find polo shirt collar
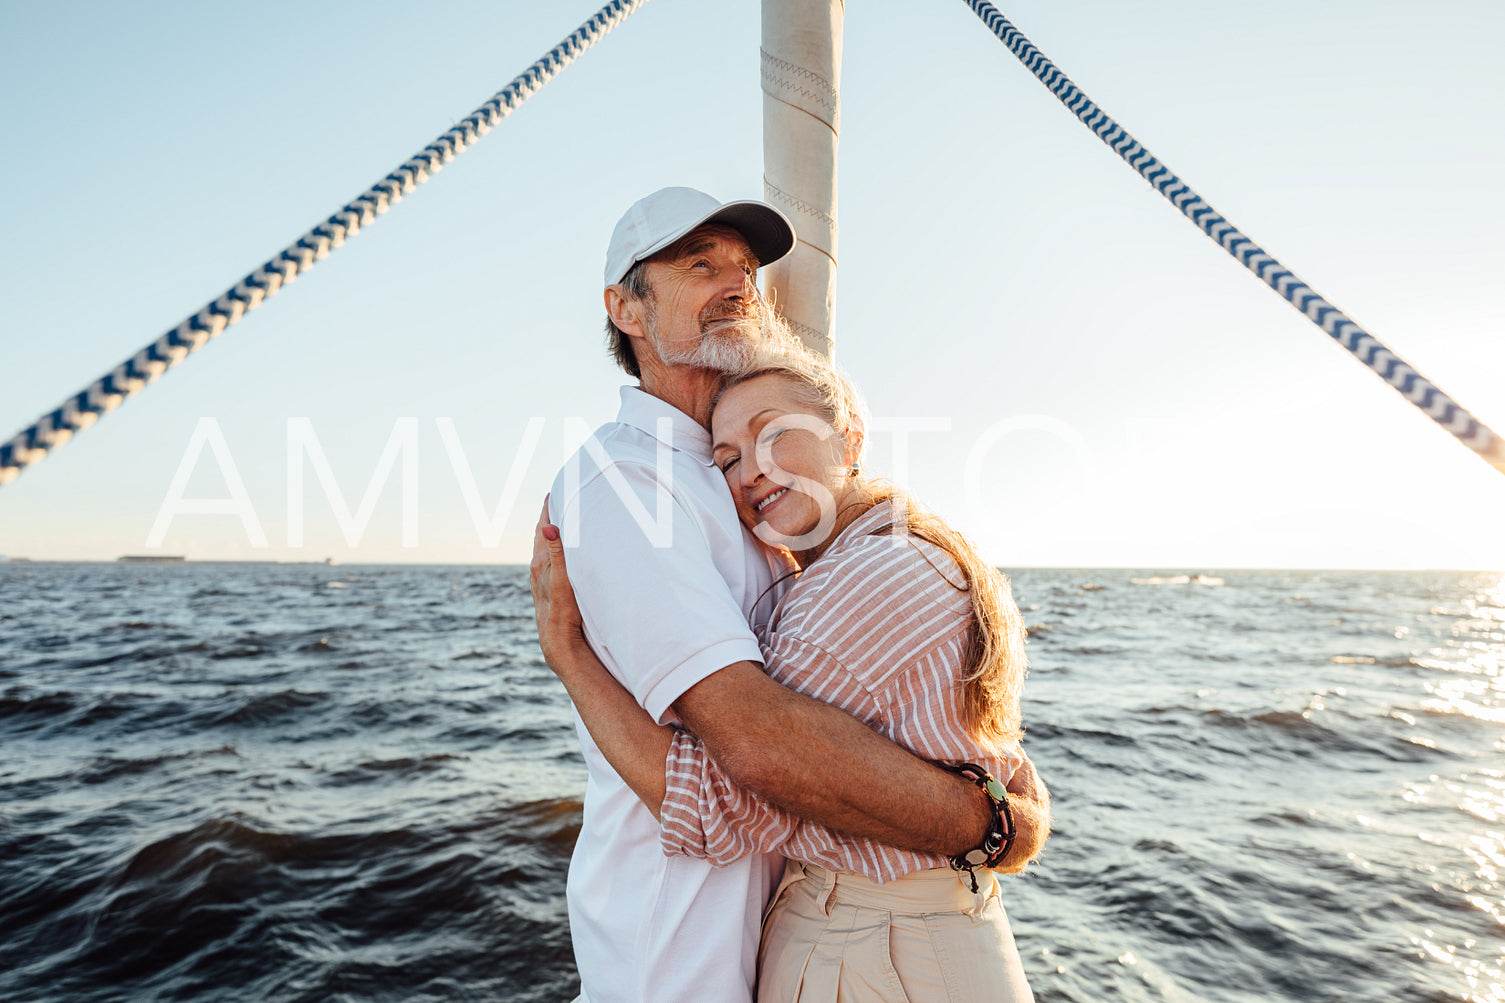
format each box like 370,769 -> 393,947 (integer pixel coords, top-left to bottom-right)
617,385 -> 714,463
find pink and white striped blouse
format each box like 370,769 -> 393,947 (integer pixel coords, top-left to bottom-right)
659,502 -> 1023,884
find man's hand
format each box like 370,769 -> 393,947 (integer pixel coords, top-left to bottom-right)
996,753 -> 1050,873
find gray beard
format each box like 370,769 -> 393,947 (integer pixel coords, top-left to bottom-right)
652,317 -> 763,374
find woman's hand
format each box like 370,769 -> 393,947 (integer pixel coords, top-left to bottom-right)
529,498 -> 588,673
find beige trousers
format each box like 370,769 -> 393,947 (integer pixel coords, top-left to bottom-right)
756,861 -> 1034,1003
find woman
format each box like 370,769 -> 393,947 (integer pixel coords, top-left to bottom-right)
534,344 -> 1041,1001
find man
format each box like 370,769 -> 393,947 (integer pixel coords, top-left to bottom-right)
535,187 -> 1046,1003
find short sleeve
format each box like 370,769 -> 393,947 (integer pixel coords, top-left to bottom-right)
660,698 -> 897,875
550,459 -> 762,725
771,536 -> 971,695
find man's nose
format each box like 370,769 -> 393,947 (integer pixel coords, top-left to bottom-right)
722,266 -> 755,301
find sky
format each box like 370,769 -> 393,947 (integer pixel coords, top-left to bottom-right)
1,0 -> 1502,568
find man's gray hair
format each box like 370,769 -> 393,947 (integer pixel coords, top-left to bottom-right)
604,259 -> 652,379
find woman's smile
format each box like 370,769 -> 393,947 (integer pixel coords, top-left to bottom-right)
753,486 -> 790,514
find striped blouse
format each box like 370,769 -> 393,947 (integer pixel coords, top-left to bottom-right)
659,502 -> 1023,884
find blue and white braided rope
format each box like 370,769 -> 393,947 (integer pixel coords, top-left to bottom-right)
963,0 -> 1505,475
0,0 -> 648,487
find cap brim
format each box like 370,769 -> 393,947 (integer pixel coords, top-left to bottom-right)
605,195 -> 798,287
699,201 -> 796,271
629,201 -> 795,273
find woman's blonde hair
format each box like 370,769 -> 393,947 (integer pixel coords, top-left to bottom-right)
714,344 -> 1027,749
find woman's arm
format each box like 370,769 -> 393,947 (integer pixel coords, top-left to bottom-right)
531,522 -> 672,819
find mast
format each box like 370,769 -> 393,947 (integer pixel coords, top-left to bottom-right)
760,0 -> 842,358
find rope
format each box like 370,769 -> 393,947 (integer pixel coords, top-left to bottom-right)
0,0 -> 648,487
962,0 -> 1505,476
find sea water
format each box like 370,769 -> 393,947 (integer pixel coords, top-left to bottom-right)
1,564 -> 1500,1002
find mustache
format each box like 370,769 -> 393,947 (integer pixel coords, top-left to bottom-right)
699,301 -> 761,330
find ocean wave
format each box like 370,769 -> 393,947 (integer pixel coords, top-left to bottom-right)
207,690 -> 327,728
1173,647 -> 1243,663
1248,809 -> 1327,829
1416,699 -> 1505,727
0,688 -> 78,724
0,688 -> 203,739
1329,654 -> 1424,669
77,747 -> 242,785
0,800 -> 583,1002
1029,720 -> 1139,749
324,754 -> 467,788
1196,707 -> 1454,764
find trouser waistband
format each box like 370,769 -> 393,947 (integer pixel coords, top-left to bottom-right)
773,860 -> 998,918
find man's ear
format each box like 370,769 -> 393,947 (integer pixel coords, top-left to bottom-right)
605,285 -> 647,341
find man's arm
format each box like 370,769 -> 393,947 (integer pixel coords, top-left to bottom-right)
534,507 -> 1044,864
551,643 -> 1049,867
672,663 -> 994,858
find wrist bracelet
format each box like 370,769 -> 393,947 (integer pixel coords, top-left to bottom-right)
944,762 -> 1016,892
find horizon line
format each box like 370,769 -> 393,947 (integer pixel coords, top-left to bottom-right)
2,558 -> 1501,575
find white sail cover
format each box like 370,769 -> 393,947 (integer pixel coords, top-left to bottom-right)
761,0 -> 842,357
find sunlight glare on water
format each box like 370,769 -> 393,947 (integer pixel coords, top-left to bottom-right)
1393,575 -> 1505,1003
1420,577 -> 1505,728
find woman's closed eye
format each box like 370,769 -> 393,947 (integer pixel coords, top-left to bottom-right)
719,454 -> 740,474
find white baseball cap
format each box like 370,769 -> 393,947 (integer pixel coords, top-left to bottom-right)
603,187 -> 795,287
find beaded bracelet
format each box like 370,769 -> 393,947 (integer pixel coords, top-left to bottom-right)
944,762 -> 1017,892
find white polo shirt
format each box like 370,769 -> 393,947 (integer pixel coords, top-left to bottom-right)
548,386 -> 785,1003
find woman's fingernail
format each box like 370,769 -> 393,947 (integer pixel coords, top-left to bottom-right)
542,524 -> 560,542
